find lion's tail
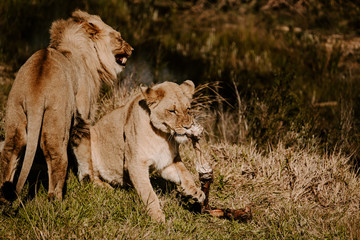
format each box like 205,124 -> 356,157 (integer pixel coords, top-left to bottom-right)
15,105 -> 44,195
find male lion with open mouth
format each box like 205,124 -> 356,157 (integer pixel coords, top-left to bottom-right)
0,10 -> 132,201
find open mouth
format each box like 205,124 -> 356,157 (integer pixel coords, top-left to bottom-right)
115,54 -> 128,66
174,133 -> 186,137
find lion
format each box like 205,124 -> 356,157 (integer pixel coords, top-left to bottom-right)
87,80 -> 205,222
0,10 -> 132,202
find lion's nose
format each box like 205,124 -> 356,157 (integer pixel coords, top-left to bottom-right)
124,42 -> 133,56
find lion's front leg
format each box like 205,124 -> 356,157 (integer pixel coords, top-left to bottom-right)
160,157 -> 205,203
128,161 -> 165,223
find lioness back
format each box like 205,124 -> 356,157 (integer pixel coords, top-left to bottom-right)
90,96 -> 136,186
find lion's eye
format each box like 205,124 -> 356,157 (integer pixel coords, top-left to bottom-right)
168,109 -> 176,114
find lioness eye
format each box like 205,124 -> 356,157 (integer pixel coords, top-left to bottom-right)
169,109 -> 176,114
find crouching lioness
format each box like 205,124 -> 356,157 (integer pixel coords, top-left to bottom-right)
85,80 -> 205,222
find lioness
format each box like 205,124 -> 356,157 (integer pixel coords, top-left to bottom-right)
0,10 -> 132,201
88,80 -> 205,222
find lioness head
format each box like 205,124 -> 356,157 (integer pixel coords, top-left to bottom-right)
142,80 -> 195,143
50,10 -> 133,84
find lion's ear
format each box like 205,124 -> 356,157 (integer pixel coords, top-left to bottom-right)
83,22 -> 100,37
141,87 -> 165,107
72,10 -> 100,37
71,10 -> 90,22
180,80 -> 195,100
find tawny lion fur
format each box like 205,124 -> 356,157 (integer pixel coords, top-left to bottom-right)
87,81 -> 205,222
0,10 -> 132,201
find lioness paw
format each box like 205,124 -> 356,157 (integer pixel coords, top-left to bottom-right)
194,189 -> 206,203
184,186 -> 206,203
149,209 -> 166,223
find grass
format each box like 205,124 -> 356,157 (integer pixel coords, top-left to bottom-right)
1,140 -> 359,239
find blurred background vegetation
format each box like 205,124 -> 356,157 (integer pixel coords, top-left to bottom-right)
1,0 -> 360,162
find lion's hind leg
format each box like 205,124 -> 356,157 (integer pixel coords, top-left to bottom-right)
0,112 -> 27,202
93,176 -> 113,189
40,112 -> 71,201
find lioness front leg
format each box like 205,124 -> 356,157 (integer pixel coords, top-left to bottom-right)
73,137 -> 93,181
160,158 -> 205,203
128,162 -> 165,223
70,116 -> 94,182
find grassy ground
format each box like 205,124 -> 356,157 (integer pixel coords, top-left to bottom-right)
1,140 -> 359,239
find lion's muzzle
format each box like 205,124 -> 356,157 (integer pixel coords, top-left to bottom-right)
115,41 -> 133,66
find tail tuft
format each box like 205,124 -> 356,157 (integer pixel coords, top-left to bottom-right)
1,181 -> 17,202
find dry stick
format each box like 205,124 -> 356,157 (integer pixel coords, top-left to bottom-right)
188,123 -> 252,221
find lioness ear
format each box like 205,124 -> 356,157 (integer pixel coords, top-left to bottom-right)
180,80 -> 195,100
141,87 -> 165,107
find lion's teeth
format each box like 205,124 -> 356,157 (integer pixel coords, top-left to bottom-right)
122,58 -> 127,64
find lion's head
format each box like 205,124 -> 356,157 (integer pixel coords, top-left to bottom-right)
50,10 -> 133,85
142,80 -> 195,144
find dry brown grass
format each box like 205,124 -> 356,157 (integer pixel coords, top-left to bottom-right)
180,141 -> 360,238
190,81 -> 248,144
